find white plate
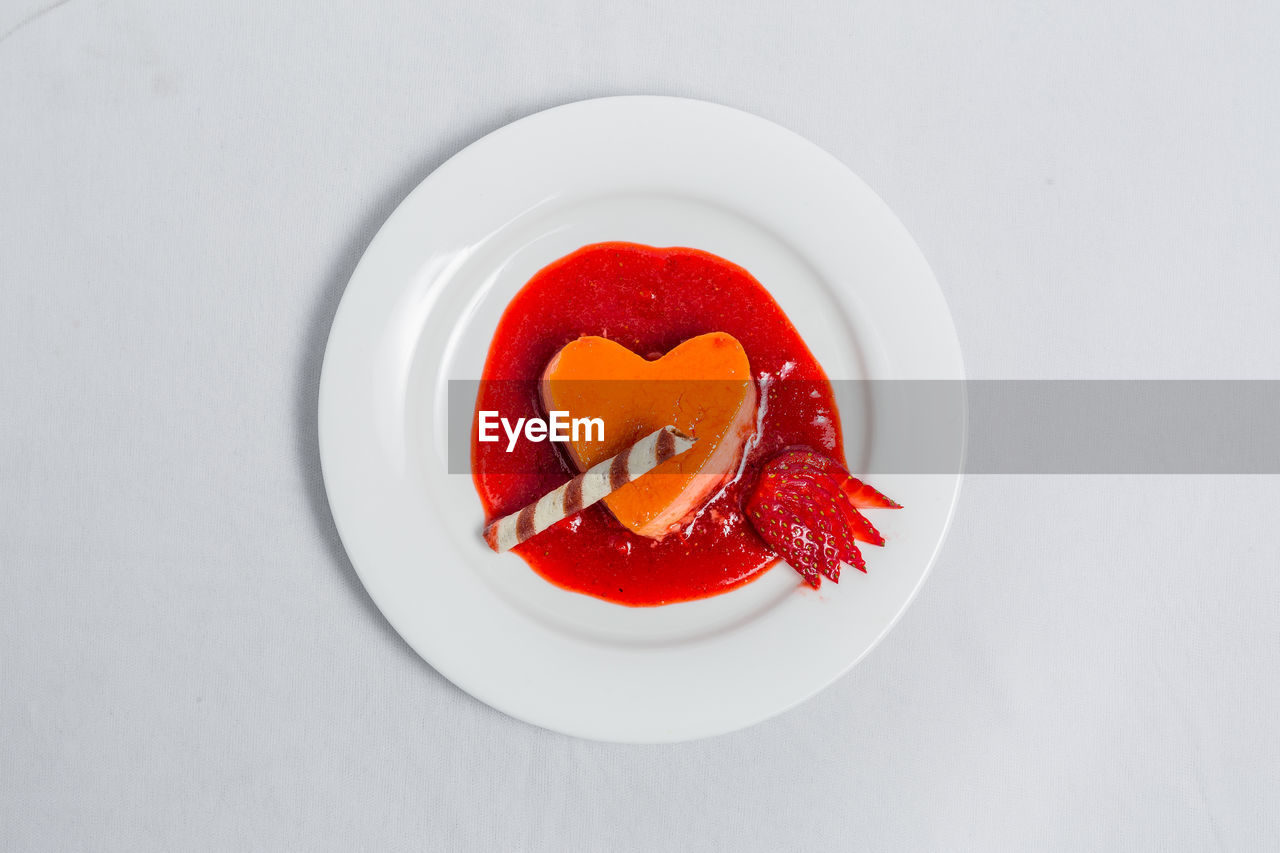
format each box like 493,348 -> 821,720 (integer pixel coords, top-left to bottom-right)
318,96 -> 964,742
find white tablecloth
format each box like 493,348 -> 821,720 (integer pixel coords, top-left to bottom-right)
3,2 -> 1277,849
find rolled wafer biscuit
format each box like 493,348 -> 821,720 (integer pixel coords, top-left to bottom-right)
483,425 -> 697,552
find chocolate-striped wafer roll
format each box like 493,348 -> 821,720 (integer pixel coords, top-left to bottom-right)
483,425 -> 697,553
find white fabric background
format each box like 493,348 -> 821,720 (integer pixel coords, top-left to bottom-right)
3,2 -> 1278,850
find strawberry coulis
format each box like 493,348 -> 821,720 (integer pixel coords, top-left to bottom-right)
471,242 -> 846,606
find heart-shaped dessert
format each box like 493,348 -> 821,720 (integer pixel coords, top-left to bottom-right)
539,332 -> 758,539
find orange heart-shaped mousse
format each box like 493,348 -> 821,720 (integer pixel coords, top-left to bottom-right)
539,332 -> 758,539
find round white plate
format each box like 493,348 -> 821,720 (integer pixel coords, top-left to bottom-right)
318,96 -> 964,742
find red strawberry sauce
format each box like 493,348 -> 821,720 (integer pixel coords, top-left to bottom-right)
472,242 -> 845,606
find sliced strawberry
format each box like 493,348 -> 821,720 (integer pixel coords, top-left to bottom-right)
789,480 -> 867,571
752,481 -> 851,582
746,500 -> 822,587
768,445 -> 901,504
840,477 -> 901,510
745,447 -> 898,587
842,539 -> 867,574
747,491 -> 824,584
777,448 -> 902,509
842,504 -> 885,546
782,448 -> 847,481
769,491 -> 844,582
747,482 -> 840,583
758,460 -> 887,548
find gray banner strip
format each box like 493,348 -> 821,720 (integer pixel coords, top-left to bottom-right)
450,380 -> 1280,474
965,380 -> 1280,474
